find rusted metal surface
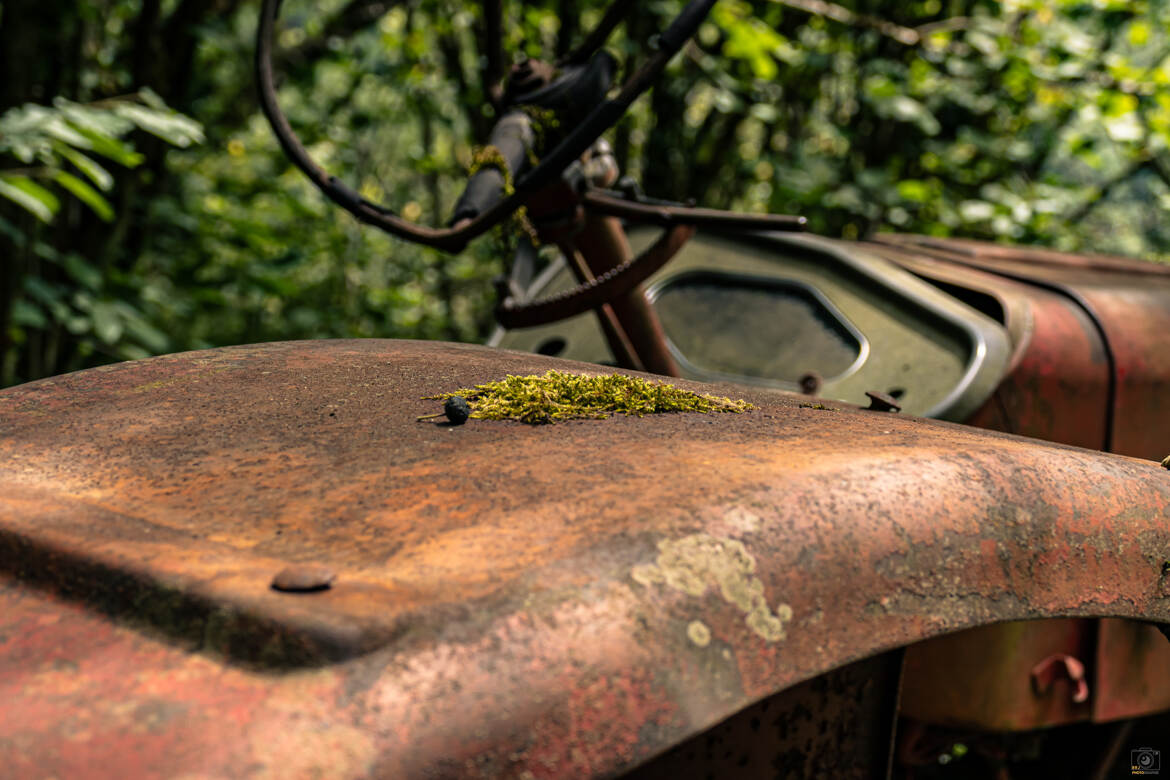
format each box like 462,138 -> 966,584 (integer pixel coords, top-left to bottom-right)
865,390 -> 902,412
1094,618 -> 1170,723
888,235 -> 1170,278
870,240 -> 1170,733
625,651 -> 904,779
582,189 -> 807,232
573,213 -> 680,376
900,620 -> 1095,731
874,234 -> 1170,460
962,284 -> 1112,452
495,223 -> 695,329
2,339 -> 1170,777
1031,653 -> 1089,704
869,241 -> 1111,451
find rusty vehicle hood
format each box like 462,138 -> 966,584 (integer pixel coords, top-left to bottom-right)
2,339 -> 1169,778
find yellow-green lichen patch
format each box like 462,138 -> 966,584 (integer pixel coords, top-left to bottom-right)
721,506 -> 762,535
631,533 -> 793,643
422,370 -> 753,425
467,144 -> 539,247
468,145 -> 514,192
517,104 -> 561,163
687,619 -> 712,647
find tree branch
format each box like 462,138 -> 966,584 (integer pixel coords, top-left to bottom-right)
280,0 -> 410,69
765,0 -> 969,49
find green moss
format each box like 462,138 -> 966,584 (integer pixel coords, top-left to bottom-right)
469,145 -> 514,193
468,144 -> 539,248
421,370 -> 754,425
518,104 -> 561,163
798,402 -> 833,410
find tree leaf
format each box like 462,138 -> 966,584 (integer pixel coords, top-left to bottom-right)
135,87 -> 167,110
114,301 -> 170,353
23,276 -> 65,311
53,98 -> 133,137
74,127 -> 145,168
63,253 -> 103,292
11,299 -> 48,329
53,170 -> 115,221
114,104 -> 204,148
959,200 -> 995,221
0,175 -> 59,222
91,301 -> 123,344
897,179 -> 932,203
42,115 -> 93,149
57,146 -> 114,191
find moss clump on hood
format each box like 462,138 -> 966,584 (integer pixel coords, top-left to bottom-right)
421,370 -> 753,425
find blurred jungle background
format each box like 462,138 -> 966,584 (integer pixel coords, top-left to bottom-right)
4,0 -> 1170,387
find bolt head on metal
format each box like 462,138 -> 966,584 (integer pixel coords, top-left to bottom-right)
865,390 -> 901,413
271,564 -> 336,593
798,372 -> 823,396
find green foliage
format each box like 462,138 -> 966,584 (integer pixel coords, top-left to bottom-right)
6,0 -> 1170,388
0,90 -> 202,222
422,369 -> 754,424
0,88 -> 202,380
676,0 -> 1170,253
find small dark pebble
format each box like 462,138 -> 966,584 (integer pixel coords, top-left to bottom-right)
445,396 -> 471,425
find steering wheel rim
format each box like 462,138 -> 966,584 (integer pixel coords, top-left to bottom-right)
255,0 -> 720,254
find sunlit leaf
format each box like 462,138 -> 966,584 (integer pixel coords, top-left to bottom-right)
0,175 -> 59,222
959,200 -> 995,221
897,180 -> 932,203
54,170 -> 115,221
114,103 -> 205,148
73,126 -> 145,167
58,146 -> 114,191
54,97 -> 133,137
42,116 -> 92,149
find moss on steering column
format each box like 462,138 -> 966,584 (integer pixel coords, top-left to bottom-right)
468,144 -> 539,248
469,145 -> 515,193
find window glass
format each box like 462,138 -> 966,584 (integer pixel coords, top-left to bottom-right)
653,273 -> 861,381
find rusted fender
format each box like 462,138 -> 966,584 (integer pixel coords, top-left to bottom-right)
1,339 -> 1169,778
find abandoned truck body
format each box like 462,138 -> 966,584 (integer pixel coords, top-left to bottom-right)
2,0 -> 1170,775
1,315 -> 1169,777
491,223 -> 1170,756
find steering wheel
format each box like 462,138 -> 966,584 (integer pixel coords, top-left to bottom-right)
256,0 -> 721,255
